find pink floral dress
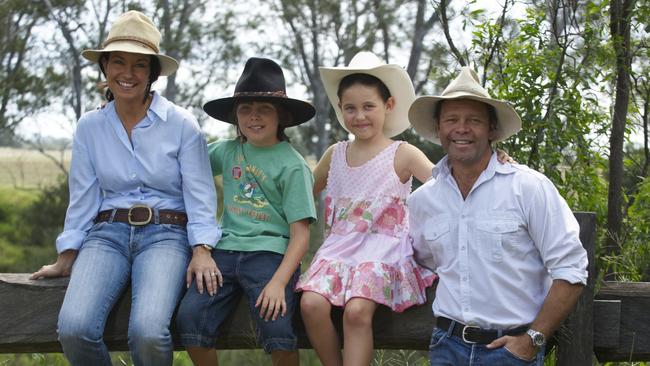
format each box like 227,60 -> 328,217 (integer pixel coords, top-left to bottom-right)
296,141 -> 436,312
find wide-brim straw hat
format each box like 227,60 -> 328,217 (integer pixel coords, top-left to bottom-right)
81,11 -> 179,76
319,51 -> 415,138
409,67 -> 521,144
203,57 -> 315,127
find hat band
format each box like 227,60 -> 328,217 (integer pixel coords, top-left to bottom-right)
234,91 -> 287,98
102,36 -> 159,53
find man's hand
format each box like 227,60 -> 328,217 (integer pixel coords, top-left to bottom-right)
186,245 -> 222,296
30,250 -> 78,280
255,278 -> 287,322
486,334 -> 537,361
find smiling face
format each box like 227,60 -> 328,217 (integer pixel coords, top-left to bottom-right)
338,83 -> 394,142
101,51 -> 151,103
437,99 -> 496,170
235,101 -> 280,147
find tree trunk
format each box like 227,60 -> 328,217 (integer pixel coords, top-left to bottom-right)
605,0 -> 636,271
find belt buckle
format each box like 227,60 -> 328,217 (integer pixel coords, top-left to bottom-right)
128,205 -> 152,226
462,325 -> 480,344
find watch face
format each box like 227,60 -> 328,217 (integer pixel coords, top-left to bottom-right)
533,333 -> 545,345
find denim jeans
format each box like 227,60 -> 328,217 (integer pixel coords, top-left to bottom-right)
57,221 -> 191,366
176,249 -> 300,353
429,326 -> 545,366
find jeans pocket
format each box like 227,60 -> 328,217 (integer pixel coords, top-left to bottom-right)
502,346 -> 536,364
160,223 -> 188,235
429,327 -> 448,351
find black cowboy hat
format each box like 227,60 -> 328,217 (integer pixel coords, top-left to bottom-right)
203,57 -> 315,126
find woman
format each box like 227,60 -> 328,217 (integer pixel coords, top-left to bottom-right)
30,11 -> 221,366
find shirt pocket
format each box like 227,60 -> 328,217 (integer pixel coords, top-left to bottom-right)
474,219 -> 519,262
423,219 -> 451,263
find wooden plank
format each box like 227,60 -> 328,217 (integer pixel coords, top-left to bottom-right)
594,282 -> 650,362
556,212 -> 596,366
0,273 -> 437,353
593,300 -> 621,348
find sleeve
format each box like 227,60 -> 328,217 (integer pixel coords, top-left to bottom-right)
280,162 -> 317,224
55,120 -> 102,253
178,117 -> 222,247
526,176 -> 588,285
406,192 -> 437,271
207,140 -> 225,176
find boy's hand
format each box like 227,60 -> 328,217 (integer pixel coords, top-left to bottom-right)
255,278 -> 287,321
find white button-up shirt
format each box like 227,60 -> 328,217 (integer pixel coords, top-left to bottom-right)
56,92 -> 221,253
408,152 -> 588,330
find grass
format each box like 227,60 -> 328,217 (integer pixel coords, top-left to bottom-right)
0,148 -> 70,188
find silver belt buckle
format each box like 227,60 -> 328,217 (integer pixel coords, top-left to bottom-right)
127,205 -> 153,226
462,324 -> 480,344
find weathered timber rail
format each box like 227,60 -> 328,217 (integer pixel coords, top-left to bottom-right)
1,213 -> 649,363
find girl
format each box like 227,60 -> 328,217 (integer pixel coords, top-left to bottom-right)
30,11 -> 220,366
296,51 -> 437,366
175,57 -> 317,366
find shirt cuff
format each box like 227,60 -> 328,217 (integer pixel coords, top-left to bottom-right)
188,223 -> 222,247
55,230 -> 86,253
549,267 -> 588,285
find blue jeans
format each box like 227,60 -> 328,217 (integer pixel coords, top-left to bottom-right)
428,326 -> 545,366
176,249 -> 300,353
57,221 -> 191,366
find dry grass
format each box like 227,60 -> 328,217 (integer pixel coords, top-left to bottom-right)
0,148 -> 70,188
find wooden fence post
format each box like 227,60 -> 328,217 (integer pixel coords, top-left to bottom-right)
556,212 -> 596,365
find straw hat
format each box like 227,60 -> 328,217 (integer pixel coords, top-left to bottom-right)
203,57 -> 315,126
319,51 -> 415,137
81,10 -> 179,76
409,67 -> 521,144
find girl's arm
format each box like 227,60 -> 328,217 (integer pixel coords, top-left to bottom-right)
312,145 -> 335,197
255,218 -> 311,321
395,143 -> 434,184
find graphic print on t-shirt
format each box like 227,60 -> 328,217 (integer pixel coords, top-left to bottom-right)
232,163 -> 269,209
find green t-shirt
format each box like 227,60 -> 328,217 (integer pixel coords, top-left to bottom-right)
208,139 -> 317,254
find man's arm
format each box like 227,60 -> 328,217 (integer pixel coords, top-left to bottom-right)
487,279 -> 584,359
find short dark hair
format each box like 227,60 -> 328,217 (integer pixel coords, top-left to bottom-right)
98,53 -> 161,103
232,101 -> 290,143
433,99 -> 499,134
336,73 -> 391,102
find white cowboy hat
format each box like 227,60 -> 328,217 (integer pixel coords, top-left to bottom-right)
81,11 -> 179,76
409,67 -> 521,144
319,51 -> 415,137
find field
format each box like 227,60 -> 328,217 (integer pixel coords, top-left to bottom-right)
0,148 -> 71,188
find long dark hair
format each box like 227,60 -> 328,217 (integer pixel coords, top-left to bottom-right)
98,53 -> 161,103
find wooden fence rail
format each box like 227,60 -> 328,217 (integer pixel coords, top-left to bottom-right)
1,213 -> 649,363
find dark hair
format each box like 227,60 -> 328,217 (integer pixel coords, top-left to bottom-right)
232,101 -> 290,143
98,53 -> 161,103
433,99 -> 499,134
336,73 -> 391,102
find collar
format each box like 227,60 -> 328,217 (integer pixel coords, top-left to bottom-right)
432,150 -> 518,180
147,91 -> 169,122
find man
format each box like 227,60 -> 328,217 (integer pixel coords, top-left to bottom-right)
407,67 -> 588,365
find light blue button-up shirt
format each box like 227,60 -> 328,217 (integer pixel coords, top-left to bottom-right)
408,152 -> 587,329
56,92 -> 221,253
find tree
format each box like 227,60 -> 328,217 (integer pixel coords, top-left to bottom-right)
605,0 -> 636,264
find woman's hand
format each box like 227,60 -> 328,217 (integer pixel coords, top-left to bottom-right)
186,245 -> 222,296
30,250 -> 78,280
255,278 -> 287,322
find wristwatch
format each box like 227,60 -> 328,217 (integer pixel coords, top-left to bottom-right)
526,329 -> 546,347
194,244 -> 213,252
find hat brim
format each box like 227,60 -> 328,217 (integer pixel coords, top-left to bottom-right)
319,64 -> 415,138
203,96 -> 316,127
81,40 -> 179,76
408,95 -> 522,145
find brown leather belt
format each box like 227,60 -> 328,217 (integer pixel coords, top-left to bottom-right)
436,317 -> 528,344
95,205 -> 188,227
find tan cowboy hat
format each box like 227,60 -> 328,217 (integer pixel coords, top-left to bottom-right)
319,51 -> 415,137
81,11 -> 179,76
409,67 -> 521,144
